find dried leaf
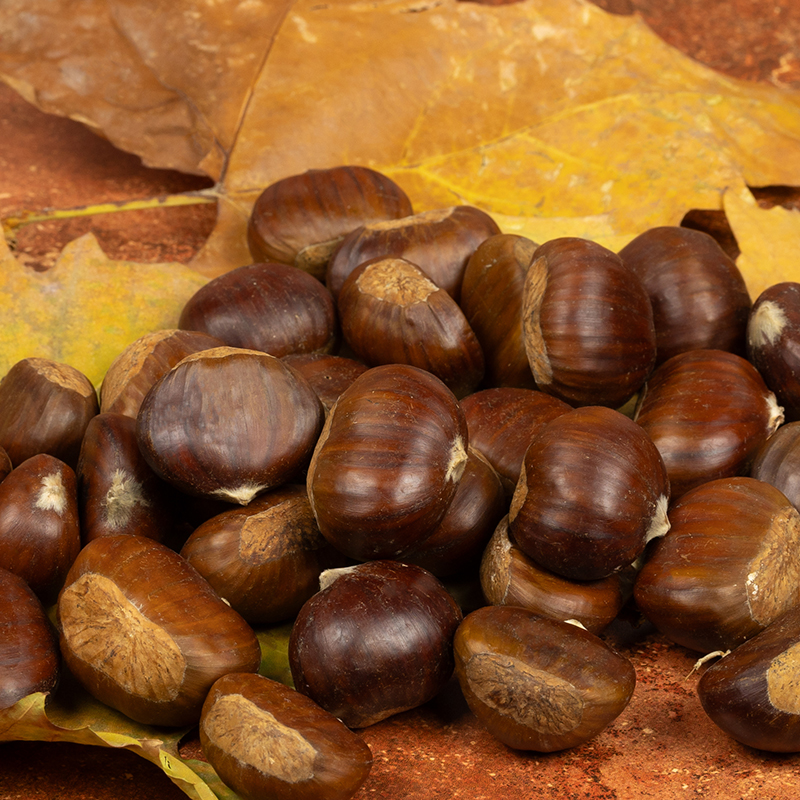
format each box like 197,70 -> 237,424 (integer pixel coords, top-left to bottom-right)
0,233 -> 207,386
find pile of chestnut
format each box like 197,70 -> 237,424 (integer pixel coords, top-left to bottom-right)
2,163 -> 800,800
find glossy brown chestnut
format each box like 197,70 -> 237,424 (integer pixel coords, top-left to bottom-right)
326,205 -> 501,302
281,353 -> 368,412
618,226 -> 751,365
99,329 -> 225,418
200,672 -> 373,800
178,262 -> 339,358
459,233 -> 538,389
633,476 -> 800,653
0,357 -> 99,469
634,349 -> 784,498
746,281 -> 800,421
180,485 -> 347,625
307,364 -> 468,561
57,535 -> 262,727
453,605 -> 636,752
508,405 -> 670,581
0,567 -> 60,710
289,560 -> 463,728
136,347 -> 324,505
247,166 -> 413,280
0,445 -> 11,483
480,517 -> 626,635
460,387 -> 572,497
522,237 -> 657,408
750,420 -> 800,512
0,454 -> 80,604
697,605 -> 800,753
337,257 -> 485,398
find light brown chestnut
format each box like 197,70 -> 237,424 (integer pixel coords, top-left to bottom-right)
200,672 -> 373,800
247,165 -> 413,280
0,357 -> 99,469
326,205 -> 501,302
634,349 -> 784,499
453,605 -> 636,752
57,534 -> 262,727
337,257 -> 485,398
522,237 -> 657,408
618,226 -> 751,365
289,560 -> 463,728
634,476 -> 800,653
307,364 -> 468,561
508,405 -> 670,581
0,454 -> 80,604
459,233 -> 538,389
281,353 -> 369,412
136,347 -> 324,505
178,262 -> 339,358
99,329 -> 225,419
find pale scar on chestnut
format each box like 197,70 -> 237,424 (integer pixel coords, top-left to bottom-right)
60,573 -> 186,700
203,694 -> 317,782
239,499 -> 321,562
767,641 -> 800,715
465,653 -> 584,734
104,469 -> 150,528
367,207 -> 453,231
356,260 -> 437,306
745,506 -> 800,625
749,300 -> 788,347
35,472 -> 67,515
31,358 -> 95,397
521,255 -> 552,386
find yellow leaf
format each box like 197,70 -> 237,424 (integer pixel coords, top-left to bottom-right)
0,233 -> 207,385
723,182 -> 800,301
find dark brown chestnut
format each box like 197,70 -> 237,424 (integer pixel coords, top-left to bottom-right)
326,205 -> 501,302
289,560 -> 463,728
634,349 -> 784,499
697,605 -> 800,753
281,353 -> 368,412
459,233 -> 538,389
746,281 -> 800,422
200,672 -> 373,800
136,347 -> 324,505
0,445 -> 11,484
337,257 -> 485,398
508,405 -> 670,581
0,357 -> 99,469
618,226 -> 751,365
453,605 -> 636,752
57,535 -> 262,727
178,262 -> 339,358
750,420 -> 800,512
0,566 -> 60,709
633,476 -> 800,653
99,329 -> 225,419
247,166 -> 413,280
0,454 -> 80,604
307,364 -> 468,561
522,237 -> 656,408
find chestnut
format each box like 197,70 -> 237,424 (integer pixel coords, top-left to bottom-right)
453,605 -> 636,752
750,420 -> 800,512
247,165 -> 413,280
0,445 -> 11,484
508,405 -> 670,581
633,476 -> 800,653
307,364 -> 468,561
136,347 -> 324,505
634,349 -> 784,498
178,262 -> 339,358
281,353 -> 368,412
200,672 -> 372,800
0,566 -> 60,709
746,281 -> 800,422
0,454 -> 80,604
326,205 -> 501,302
99,329 -> 225,418
337,256 -> 485,398
522,237 -> 656,408
459,233 -> 538,389
289,560 -> 463,728
618,226 -> 751,365
57,534 -> 262,727
0,357 -> 99,469
697,605 -> 800,753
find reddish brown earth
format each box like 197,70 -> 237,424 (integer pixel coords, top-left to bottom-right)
1,2 -> 800,799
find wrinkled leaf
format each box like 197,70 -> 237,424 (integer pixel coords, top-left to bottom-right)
0,232 -> 207,386
3,0 -> 800,281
